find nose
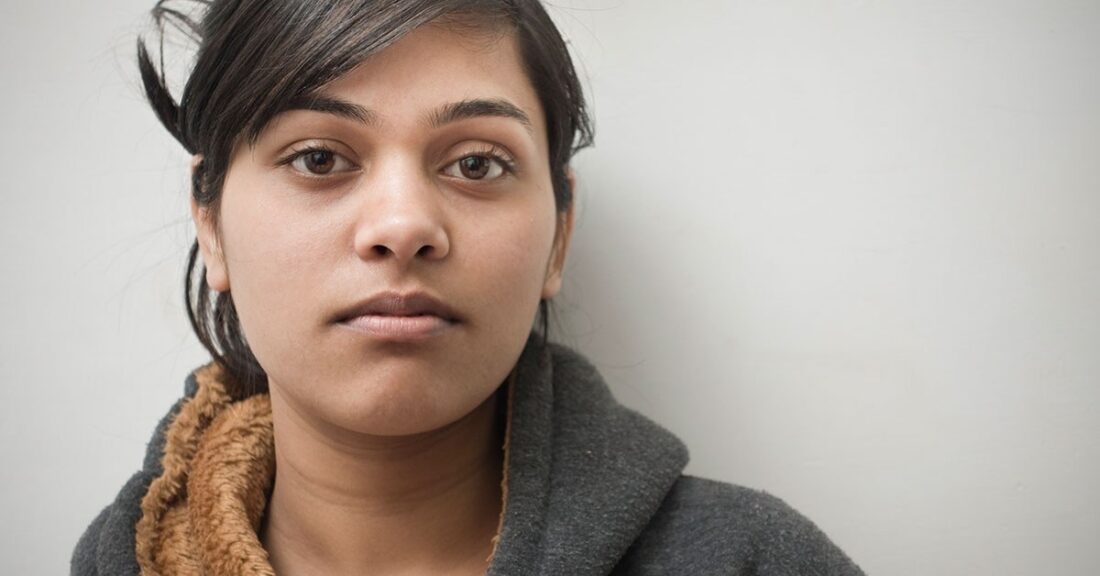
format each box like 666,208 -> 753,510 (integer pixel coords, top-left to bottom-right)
352,161 -> 450,265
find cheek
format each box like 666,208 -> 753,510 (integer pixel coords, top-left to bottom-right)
215,179 -> 343,353
469,200 -> 557,301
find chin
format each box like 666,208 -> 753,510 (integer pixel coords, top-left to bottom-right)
315,373 -> 488,438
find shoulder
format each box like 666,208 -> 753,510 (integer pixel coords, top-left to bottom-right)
70,470 -> 153,576
618,476 -> 866,576
71,371 -> 202,576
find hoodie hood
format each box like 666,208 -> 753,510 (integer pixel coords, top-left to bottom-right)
73,336 -> 689,576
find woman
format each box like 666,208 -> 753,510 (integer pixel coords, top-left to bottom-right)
73,1 -> 865,574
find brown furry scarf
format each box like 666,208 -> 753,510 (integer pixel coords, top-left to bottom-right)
134,363 -> 277,576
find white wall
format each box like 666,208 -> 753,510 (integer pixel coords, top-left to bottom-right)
2,1 -> 1097,574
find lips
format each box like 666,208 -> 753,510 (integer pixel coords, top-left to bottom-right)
334,291 -> 461,324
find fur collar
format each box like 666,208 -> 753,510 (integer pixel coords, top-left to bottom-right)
135,363 -> 276,575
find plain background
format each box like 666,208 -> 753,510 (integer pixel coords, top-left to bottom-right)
2,1 -> 1098,574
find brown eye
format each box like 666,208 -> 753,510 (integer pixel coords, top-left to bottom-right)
459,156 -> 490,179
304,150 -> 335,174
444,154 -> 508,181
288,147 -> 355,176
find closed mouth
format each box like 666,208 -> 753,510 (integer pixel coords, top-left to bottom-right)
334,291 -> 461,324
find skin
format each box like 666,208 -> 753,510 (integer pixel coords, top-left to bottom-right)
190,22 -> 574,576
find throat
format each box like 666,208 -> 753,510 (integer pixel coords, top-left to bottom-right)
259,385 -> 508,576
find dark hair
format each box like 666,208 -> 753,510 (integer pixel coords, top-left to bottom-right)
139,0 -> 593,399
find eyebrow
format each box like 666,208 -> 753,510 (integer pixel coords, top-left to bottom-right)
282,95 -> 533,136
429,98 -> 534,136
285,95 -> 376,124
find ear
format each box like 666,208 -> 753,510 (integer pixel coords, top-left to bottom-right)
190,155 -> 230,292
541,169 -> 577,299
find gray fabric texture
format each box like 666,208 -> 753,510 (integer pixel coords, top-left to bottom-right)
72,337 -> 865,575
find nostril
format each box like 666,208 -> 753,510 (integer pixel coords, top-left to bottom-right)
364,242 -> 440,260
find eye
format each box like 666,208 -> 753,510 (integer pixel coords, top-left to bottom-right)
442,149 -> 514,181
283,146 -> 357,176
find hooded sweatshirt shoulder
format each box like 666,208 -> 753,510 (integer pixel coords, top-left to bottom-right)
72,340 -> 864,575
72,375 -> 199,576
487,341 -> 864,576
616,476 -> 863,575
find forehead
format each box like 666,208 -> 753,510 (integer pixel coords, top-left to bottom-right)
313,22 -> 545,135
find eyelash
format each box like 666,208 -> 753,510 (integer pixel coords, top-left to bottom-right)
275,144 -> 518,179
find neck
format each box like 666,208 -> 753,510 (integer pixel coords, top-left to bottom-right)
260,385 -> 504,576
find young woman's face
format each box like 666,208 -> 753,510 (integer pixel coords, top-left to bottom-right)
193,23 -> 572,436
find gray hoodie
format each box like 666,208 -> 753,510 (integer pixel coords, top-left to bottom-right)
72,337 -> 866,575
